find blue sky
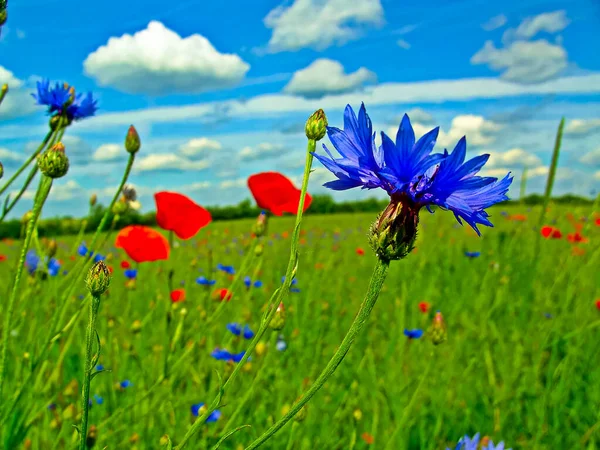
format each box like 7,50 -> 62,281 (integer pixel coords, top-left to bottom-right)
1,0 -> 599,219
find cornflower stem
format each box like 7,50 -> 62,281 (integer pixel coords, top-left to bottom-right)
0,129 -> 54,196
173,138 -> 317,450
0,175 -> 53,398
0,165 -> 39,223
383,349 -> 435,450
164,231 -> 175,378
0,84 -> 7,106
79,294 -> 101,450
244,258 -> 389,450
284,422 -> 299,450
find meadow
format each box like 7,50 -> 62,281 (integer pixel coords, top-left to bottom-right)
0,203 -> 598,450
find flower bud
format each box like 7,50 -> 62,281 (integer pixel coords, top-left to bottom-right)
353,409 -> 363,421
131,319 -> 142,334
305,109 -> 328,141
0,10 -> 6,27
38,142 -> 69,178
86,425 -> 98,448
427,311 -> 447,345
89,193 -> 97,207
48,114 -> 70,131
369,195 -> 419,262
252,211 -> 268,237
268,302 -> 286,331
125,125 -> 141,154
21,210 -> 33,224
254,243 -> 264,257
0,161 -> 4,179
112,199 -> 129,215
47,239 -> 58,258
86,261 -> 111,296
0,83 -> 6,97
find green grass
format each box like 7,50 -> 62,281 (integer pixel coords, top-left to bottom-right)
0,204 -> 599,450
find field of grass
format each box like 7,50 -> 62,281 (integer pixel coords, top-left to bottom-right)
0,204 -> 599,450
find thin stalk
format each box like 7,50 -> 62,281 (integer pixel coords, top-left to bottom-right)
0,165 -> 39,223
79,294 -> 101,450
0,175 -> 53,398
173,139 -> 317,450
0,129 -> 54,197
244,258 -> 390,450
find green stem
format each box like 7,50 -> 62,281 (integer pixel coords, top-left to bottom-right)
0,84 -> 7,106
79,295 -> 101,450
284,422 -> 298,450
244,258 -> 389,450
0,165 -> 39,223
0,175 -> 53,398
173,139 -> 317,450
0,129 -> 53,197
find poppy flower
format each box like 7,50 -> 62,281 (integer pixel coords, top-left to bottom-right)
418,302 -> 430,313
361,432 -> 374,445
115,225 -> 170,263
154,191 -> 212,240
595,218 -> 600,227
120,260 -> 131,269
594,299 -> 600,311
214,288 -> 232,302
567,232 -> 587,243
247,172 -> 312,216
356,247 -> 365,256
170,289 -> 186,303
541,226 -> 562,239
0,255 -> 7,262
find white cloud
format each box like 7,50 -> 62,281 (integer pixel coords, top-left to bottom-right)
12,180 -> 85,202
0,66 -> 37,119
482,14 -> 507,31
487,148 -> 542,168
471,39 -> 567,84
482,165 -> 548,178
0,147 -> 23,162
264,0 -> 384,52
219,178 -> 246,189
179,137 -> 222,157
503,10 -> 569,43
397,39 -> 410,50
403,108 -> 433,124
284,59 -> 376,98
438,115 -> 501,148
239,142 -> 285,161
83,21 -> 250,95
71,74 -> 600,132
135,154 -> 211,172
564,119 -> 600,136
595,171 -> 600,181
580,147 -> 600,166
92,144 -> 123,161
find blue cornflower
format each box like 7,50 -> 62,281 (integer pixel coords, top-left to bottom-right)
119,380 -> 132,389
95,364 -> 104,371
211,348 -> 245,362
254,280 -> 263,288
281,276 -> 298,285
124,269 -> 137,279
244,276 -> 252,288
196,276 -> 216,285
190,403 -> 222,422
47,258 -> 61,276
226,323 -> 242,336
217,263 -> 235,275
464,251 -> 481,258
77,243 -> 89,257
93,394 -> 104,405
291,288 -> 301,293
25,250 -> 39,275
276,336 -> 287,352
313,104 -> 512,235
403,329 -> 423,339
93,253 -> 106,263
32,79 -> 97,121
242,325 -> 254,339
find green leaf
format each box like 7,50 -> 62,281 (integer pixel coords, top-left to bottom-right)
210,425 -> 252,450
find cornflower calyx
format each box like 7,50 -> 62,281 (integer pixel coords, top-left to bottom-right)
38,142 -> 69,178
125,125 -> 141,154
369,193 -> 419,262
305,109 -> 328,141
86,261 -> 111,296
252,211 -> 268,237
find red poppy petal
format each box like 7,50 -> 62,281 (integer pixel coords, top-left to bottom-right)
115,225 -> 170,263
541,226 -> 553,238
248,172 -> 311,215
155,191 -> 212,240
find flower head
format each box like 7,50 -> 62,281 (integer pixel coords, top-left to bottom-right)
464,251 -> 481,258
32,79 -> 97,122
196,276 -> 216,286
115,226 -> 170,263
170,288 -> 185,303
313,104 -> 512,247
217,263 -> 235,275
190,403 -> 221,422
154,192 -> 211,240
403,328 -> 423,339
247,172 -> 312,216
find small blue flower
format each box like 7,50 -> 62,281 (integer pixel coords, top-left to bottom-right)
281,276 -> 298,285
290,288 -> 301,293
244,276 -> 252,288
231,351 -> 245,363
196,276 -> 216,285
119,380 -> 132,389
93,253 -> 106,263
93,394 -> 104,405
77,243 -> 89,257
403,329 -> 423,339
254,280 -> 263,288
217,263 -> 235,275
211,348 -> 245,363
95,364 -> 104,371
313,104 -> 512,235
124,269 -> 138,279
25,250 -> 39,274
190,402 -> 222,422
242,325 -> 254,340
47,258 -> 61,276
32,79 -> 97,121
227,323 -> 242,336
464,251 -> 481,258
276,338 -> 287,352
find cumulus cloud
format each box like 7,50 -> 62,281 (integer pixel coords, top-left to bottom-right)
487,148 -> 542,168
0,147 -> 23,163
564,119 -> 600,136
263,0 -> 384,52
482,14 -> 507,31
239,142 -> 285,161
0,66 -> 37,119
397,39 -> 410,50
219,178 -> 247,189
179,137 -> 222,157
580,147 -> 600,166
284,59 -> 376,98
471,39 -> 567,84
502,10 -> 569,43
92,144 -> 124,161
83,21 -> 250,95
135,154 -> 211,172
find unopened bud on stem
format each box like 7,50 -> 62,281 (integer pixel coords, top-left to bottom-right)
305,109 -> 328,141
268,302 -> 286,331
125,125 -> 140,154
38,142 -> 69,178
86,261 -> 111,296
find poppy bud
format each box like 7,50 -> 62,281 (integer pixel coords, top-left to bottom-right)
86,425 -> 98,448
0,161 -> 3,179
125,125 -> 141,154
369,196 -> 419,262
38,142 -> 69,178
268,302 -> 286,331
427,311 -> 447,345
86,261 -> 111,296
305,109 -> 328,141
47,239 -> 58,258
89,193 -> 97,207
